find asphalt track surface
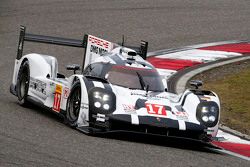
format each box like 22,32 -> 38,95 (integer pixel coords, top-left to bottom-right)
0,0 -> 250,166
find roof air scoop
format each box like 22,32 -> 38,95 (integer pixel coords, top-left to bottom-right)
127,51 -> 137,61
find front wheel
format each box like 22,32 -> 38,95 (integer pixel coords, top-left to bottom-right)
16,61 -> 30,106
66,81 -> 81,127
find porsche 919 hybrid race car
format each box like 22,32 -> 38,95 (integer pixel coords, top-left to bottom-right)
10,26 -> 220,142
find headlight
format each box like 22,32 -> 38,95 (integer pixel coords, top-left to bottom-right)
208,116 -> 216,122
196,101 -> 219,127
202,116 -> 209,122
210,106 -> 217,113
103,94 -> 110,101
94,102 -> 101,108
93,92 -> 110,101
88,87 -> 116,114
103,104 -> 110,110
93,92 -> 102,99
201,106 -> 209,113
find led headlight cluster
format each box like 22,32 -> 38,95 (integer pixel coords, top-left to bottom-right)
196,101 -> 219,127
93,92 -> 111,110
89,87 -> 116,114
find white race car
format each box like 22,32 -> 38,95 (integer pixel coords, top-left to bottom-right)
10,26 -> 220,142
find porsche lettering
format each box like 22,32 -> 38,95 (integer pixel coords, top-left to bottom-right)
89,36 -> 109,49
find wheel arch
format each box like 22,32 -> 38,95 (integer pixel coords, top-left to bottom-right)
67,75 -> 90,127
12,54 -> 58,86
24,53 -> 58,79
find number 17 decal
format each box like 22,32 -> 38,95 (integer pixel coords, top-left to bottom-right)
53,84 -> 62,113
145,103 -> 167,116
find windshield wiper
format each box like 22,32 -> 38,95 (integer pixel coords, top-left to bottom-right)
136,72 -> 147,91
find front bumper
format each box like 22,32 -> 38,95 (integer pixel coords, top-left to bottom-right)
85,114 -> 211,142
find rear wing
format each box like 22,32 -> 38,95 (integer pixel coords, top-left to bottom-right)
16,26 -> 84,60
17,26 -> 148,71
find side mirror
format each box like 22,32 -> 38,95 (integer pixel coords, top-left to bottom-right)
66,64 -> 80,74
189,80 -> 203,89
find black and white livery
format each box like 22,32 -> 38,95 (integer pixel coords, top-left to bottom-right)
10,26 -> 220,142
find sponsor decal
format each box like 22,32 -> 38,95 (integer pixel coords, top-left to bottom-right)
122,104 -> 136,113
131,92 -> 146,97
145,103 -> 167,116
63,87 -> 70,99
152,95 -> 168,99
29,78 -> 47,95
130,92 -> 168,99
84,35 -> 113,68
53,84 -> 62,112
173,111 -> 189,120
88,36 -> 110,49
90,45 -> 109,55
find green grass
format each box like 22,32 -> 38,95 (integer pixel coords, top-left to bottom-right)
203,67 -> 250,135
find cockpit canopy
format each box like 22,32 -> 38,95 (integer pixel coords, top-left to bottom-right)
84,62 -> 165,92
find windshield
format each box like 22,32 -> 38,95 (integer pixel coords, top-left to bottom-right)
107,66 -> 164,91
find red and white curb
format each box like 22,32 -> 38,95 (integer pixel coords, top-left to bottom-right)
212,130 -> 250,160
148,41 -> 250,79
148,41 -> 250,160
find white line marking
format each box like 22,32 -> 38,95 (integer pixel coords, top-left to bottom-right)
209,148 -> 250,161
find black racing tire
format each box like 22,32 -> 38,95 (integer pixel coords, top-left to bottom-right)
16,60 -> 30,106
66,81 -> 81,127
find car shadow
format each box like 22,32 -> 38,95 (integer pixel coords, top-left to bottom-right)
94,132 -> 222,154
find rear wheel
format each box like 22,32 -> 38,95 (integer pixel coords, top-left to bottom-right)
16,61 -> 30,106
66,81 -> 81,127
